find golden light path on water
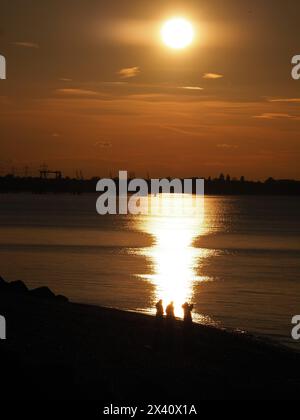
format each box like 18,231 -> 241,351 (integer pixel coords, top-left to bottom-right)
136,194 -> 212,319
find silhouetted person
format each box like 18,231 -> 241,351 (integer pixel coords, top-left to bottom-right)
154,300 -> 164,350
182,302 -> 194,354
165,301 -> 175,349
155,300 -> 164,319
166,301 -> 175,320
182,302 -> 194,324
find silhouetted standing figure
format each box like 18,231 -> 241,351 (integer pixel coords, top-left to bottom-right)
182,302 -> 194,355
182,302 -> 194,324
155,300 -> 164,319
154,299 -> 164,350
166,301 -> 175,321
165,301 -> 175,349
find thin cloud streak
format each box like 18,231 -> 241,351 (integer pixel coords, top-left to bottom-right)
203,73 -> 224,80
12,41 -> 39,49
56,88 -> 100,97
268,98 -> 300,103
117,66 -> 140,79
180,86 -> 204,91
254,113 -> 295,120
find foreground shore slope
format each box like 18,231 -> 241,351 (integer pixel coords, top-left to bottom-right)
0,278 -> 299,400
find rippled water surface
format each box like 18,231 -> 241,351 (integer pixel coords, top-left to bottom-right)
0,194 -> 299,349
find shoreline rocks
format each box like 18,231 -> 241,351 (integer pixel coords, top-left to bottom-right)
0,276 -> 69,303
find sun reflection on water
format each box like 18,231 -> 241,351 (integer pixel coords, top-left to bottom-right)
136,194 -> 210,318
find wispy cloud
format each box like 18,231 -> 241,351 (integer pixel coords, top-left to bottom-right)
12,41 -> 39,49
217,143 -> 238,149
59,78 -> 72,82
101,81 -> 128,86
94,140 -> 112,149
117,66 -> 140,79
160,124 -> 207,137
268,98 -> 300,103
56,88 -> 99,97
254,113 -> 294,120
203,73 -> 224,80
180,86 -> 203,91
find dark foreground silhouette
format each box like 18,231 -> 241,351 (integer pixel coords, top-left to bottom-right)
0,276 -> 300,401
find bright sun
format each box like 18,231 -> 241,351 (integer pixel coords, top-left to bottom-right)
161,18 -> 194,50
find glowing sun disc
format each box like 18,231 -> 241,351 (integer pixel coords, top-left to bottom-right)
161,18 -> 194,50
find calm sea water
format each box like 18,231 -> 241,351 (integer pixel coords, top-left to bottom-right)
0,193 -> 299,349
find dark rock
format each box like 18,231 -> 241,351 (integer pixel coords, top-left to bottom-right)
0,276 -> 69,303
56,294 -> 69,303
30,286 -> 56,300
0,277 -> 8,290
0,278 -> 28,294
9,280 -> 28,294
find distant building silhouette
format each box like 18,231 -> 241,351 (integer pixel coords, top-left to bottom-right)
40,170 -> 63,180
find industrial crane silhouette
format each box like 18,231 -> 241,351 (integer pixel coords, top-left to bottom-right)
39,164 -> 62,180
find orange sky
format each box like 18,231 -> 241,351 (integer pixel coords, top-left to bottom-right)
0,0 -> 300,179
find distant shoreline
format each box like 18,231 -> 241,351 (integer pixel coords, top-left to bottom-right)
0,175 -> 300,195
2,191 -> 300,196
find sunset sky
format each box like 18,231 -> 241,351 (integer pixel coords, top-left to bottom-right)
0,0 -> 300,179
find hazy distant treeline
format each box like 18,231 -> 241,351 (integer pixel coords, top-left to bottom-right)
0,175 -> 299,195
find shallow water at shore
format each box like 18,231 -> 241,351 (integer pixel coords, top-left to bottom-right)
0,193 -> 299,349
